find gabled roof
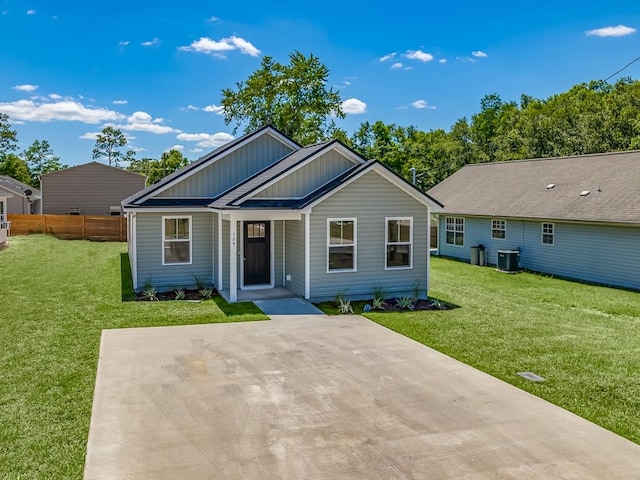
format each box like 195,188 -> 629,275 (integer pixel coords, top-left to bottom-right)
209,139 -> 351,209
427,150 -> 640,224
0,176 -> 41,199
40,161 -> 145,179
122,125 -> 300,207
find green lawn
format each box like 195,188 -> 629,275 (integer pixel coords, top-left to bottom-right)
325,256 -> 640,445
0,235 -> 266,480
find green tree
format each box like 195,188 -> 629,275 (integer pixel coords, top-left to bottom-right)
0,112 -> 18,155
126,149 -> 188,185
23,140 -> 64,187
92,127 -> 135,167
220,51 -> 345,145
0,154 -> 31,185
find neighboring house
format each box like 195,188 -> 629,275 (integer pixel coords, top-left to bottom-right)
0,176 -> 42,214
427,150 -> 640,291
41,162 -> 146,216
0,191 -> 10,246
123,126 -> 442,302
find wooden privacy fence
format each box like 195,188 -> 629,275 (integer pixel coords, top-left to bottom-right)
8,214 -> 127,242
430,226 -> 438,249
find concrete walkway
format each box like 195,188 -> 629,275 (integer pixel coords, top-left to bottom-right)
253,297 -> 325,315
84,315 -> 640,479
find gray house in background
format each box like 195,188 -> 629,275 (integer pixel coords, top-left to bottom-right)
0,176 -> 42,214
41,162 -> 145,216
123,126 -> 442,302
427,150 -> 640,291
0,190 -> 10,246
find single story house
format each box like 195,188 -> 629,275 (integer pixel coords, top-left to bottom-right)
427,150 -> 640,291
0,175 -> 41,214
123,125 -> 442,302
0,191 -> 10,246
41,162 -> 146,216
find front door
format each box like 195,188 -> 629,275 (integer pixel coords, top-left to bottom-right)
243,221 -> 270,285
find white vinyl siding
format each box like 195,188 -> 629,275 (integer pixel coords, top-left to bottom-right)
327,218 -> 356,272
446,217 -> 464,246
492,219 -> 506,239
162,216 -> 192,265
542,222 -> 554,245
385,217 -> 412,269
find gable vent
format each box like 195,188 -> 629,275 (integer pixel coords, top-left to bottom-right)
580,190 -> 590,196
545,183 -> 555,190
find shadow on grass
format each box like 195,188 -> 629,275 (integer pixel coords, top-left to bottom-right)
120,253 -> 136,302
213,294 -> 265,317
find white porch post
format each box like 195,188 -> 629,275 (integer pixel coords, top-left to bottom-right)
229,217 -> 238,302
304,212 -> 310,299
217,213 -> 223,289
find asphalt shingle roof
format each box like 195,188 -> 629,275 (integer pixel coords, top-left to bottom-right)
0,176 -> 41,198
427,150 -> 640,224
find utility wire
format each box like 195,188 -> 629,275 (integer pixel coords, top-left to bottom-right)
604,55 -> 640,82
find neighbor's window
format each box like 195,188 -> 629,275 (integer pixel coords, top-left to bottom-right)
110,206 -> 121,216
69,207 -> 80,215
163,216 -> 191,264
445,217 -> 464,246
491,219 -> 506,239
542,222 -> 554,245
0,200 -> 4,222
327,218 -> 356,271
386,217 -> 412,269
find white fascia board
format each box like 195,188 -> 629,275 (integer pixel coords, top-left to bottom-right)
214,209 -> 301,221
235,143 -> 365,204
122,207 -> 211,213
135,128 -> 299,204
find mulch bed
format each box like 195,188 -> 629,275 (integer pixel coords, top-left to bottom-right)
136,288 -> 218,302
369,298 -> 450,311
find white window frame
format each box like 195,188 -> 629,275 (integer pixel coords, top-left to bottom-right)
445,216 -> 465,247
542,222 -> 554,245
385,217 -> 413,270
326,218 -> 357,273
162,215 -> 192,265
491,219 -> 506,240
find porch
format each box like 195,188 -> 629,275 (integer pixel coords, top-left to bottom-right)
218,286 -> 298,303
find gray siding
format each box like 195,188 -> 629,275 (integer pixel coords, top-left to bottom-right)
255,150 -> 356,198
135,212 -> 214,291
157,135 -> 294,198
42,163 -> 145,215
5,194 -> 40,214
438,216 -> 640,290
309,170 -> 429,302
284,218 -> 306,296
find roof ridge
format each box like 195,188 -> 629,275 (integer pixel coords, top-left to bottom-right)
465,149 -> 640,167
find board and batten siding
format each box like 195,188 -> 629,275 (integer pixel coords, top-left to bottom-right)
135,211 -> 214,291
41,162 -> 145,215
438,216 -> 640,291
255,150 -> 356,199
157,135 -> 294,198
308,170 -> 429,302
284,218 -> 306,296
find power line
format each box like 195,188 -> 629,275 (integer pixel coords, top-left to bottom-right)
604,55 -> 640,82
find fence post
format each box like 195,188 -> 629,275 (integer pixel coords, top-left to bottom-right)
44,214 -> 47,234
82,216 -> 85,240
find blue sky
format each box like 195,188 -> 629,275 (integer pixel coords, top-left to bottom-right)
1,1 -> 639,166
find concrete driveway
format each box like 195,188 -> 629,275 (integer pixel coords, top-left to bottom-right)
84,315 -> 640,479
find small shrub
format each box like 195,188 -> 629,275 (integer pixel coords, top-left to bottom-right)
199,287 -> 213,299
141,282 -> 158,301
337,297 -> 354,314
412,279 -> 421,301
372,296 -> 387,310
396,296 -> 415,310
174,289 -> 185,300
194,276 -> 205,290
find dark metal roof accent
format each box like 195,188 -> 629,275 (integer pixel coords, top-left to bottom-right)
135,198 -> 216,207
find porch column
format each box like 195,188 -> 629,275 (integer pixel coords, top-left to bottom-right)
217,213 -> 223,289
229,217 -> 238,302
304,212 -> 310,299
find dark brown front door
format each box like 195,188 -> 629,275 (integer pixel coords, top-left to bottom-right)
243,221 -> 270,285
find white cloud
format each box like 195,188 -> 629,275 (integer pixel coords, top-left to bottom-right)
112,99 -> 127,105
48,93 -> 62,100
0,98 -> 123,123
187,104 -> 199,110
404,50 -> 434,62
177,132 -> 234,148
79,131 -> 100,140
108,111 -> 178,134
412,100 -> 436,110
166,144 -> 184,152
341,98 -> 367,115
391,62 -> 403,70
141,37 -> 160,47
439,58 -> 447,64
118,40 -> 130,47
207,16 -> 220,22
189,148 -> 204,153
472,50 -> 488,58
26,9 -> 36,15
379,52 -> 396,62
203,104 -> 224,114
179,35 -> 260,57
13,84 -> 38,92
586,25 -> 636,37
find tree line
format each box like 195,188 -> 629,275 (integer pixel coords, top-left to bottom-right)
3,51 -> 640,191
